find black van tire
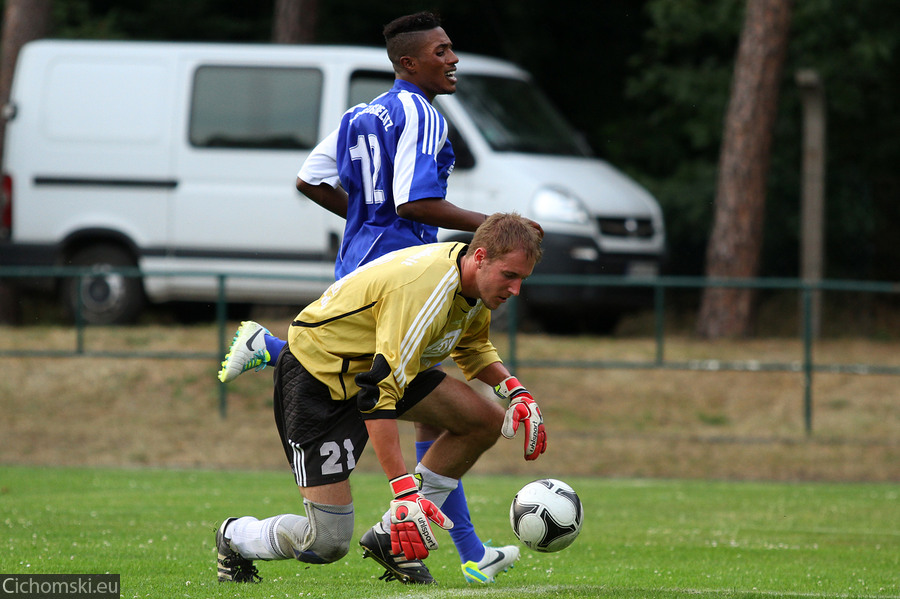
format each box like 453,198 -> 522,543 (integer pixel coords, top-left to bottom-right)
61,244 -> 146,325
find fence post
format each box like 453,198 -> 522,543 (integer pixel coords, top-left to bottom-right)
506,295 -> 519,373
654,283 -> 665,365
75,272 -> 85,354
217,274 -> 228,419
797,69 -> 826,340
802,285 -> 814,434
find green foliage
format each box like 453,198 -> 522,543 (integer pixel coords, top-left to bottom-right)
20,0 -> 900,279
617,0 -> 900,279
2,466 -> 898,598
613,1 -> 743,275
790,0 -> 900,279
50,0 -> 272,41
51,0 -> 124,39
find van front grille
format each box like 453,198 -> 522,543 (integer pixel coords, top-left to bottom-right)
597,217 -> 655,238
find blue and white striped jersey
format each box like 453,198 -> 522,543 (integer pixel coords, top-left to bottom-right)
322,79 -> 456,279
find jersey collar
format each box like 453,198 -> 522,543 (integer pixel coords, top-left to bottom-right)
391,79 -> 431,101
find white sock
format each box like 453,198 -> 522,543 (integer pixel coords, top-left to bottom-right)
227,515 -> 299,560
415,463 -> 458,508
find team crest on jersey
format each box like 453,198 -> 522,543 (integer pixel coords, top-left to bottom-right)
422,330 -> 462,361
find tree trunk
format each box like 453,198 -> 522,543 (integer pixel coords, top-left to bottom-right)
696,0 -> 793,339
1,0 -> 51,164
0,0 -> 51,324
272,0 -> 317,44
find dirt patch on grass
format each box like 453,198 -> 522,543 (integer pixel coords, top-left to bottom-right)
2,325 -> 899,482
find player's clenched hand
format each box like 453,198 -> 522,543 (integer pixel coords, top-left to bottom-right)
495,376 -> 547,461
388,474 -> 453,560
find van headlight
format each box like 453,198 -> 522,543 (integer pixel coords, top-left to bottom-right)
531,187 -> 590,224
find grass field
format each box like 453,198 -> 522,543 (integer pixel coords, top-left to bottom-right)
2,323 -> 899,597
2,466 -> 898,598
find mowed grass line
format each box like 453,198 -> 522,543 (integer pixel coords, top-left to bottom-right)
1,467 -> 898,598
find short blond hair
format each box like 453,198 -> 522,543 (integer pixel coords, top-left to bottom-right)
470,213 -> 543,264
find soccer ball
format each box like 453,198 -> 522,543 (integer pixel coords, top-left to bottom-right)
509,478 -> 583,552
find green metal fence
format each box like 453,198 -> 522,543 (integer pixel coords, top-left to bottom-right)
2,266 -> 900,432
507,274 -> 900,435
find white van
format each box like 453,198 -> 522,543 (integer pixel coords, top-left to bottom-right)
0,40 -> 665,328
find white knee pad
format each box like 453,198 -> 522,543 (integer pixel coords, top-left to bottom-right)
275,500 -> 354,564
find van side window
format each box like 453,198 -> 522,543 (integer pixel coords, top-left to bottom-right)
453,74 -> 589,157
190,66 -> 322,150
347,70 -> 394,108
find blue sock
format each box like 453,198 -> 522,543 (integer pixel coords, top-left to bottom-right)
415,440 -> 484,563
264,334 -> 287,366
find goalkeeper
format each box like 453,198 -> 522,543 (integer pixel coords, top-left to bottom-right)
215,213 -> 547,585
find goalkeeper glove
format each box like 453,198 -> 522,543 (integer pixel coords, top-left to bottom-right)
495,376 -> 547,461
388,474 -> 453,560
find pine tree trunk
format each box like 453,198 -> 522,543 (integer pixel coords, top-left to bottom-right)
1,0 -> 51,164
0,0 -> 51,324
696,0 -> 793,338
272,0 -> 318,44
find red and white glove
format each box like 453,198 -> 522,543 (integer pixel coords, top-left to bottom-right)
495,376 -> 547,461
388,474 -> 454,560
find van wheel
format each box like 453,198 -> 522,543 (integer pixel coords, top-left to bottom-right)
61,244 -> 146,325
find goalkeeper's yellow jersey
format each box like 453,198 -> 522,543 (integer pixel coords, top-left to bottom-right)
287,242 -> 501,415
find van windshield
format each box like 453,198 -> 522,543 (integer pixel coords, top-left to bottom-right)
452,75 -> 590,157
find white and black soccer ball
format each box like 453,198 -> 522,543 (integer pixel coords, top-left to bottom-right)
509,478 -> 583,552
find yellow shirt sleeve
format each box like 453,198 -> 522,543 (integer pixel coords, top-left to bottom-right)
451,305 -> 502,379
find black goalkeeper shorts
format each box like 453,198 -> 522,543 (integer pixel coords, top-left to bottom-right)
272,348 -> 445,488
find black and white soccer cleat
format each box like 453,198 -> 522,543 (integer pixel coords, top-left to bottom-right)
216,518 -> 262,583
359,527 -> 435,584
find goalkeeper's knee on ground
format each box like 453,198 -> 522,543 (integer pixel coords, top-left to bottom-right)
275,500 -> 354,564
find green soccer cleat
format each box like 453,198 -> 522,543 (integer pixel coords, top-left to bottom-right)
217,321 -> 271,383
461,543 -> 520,583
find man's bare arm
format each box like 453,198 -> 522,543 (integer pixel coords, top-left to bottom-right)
397,198 -> 485,232
297,177 -> 348,219
398,199 -> 544,237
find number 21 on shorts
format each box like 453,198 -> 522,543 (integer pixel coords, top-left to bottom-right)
320,438 -> 357,476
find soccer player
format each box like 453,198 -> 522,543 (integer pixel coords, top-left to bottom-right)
218,11 -> 540,584
215,213 -> 547,585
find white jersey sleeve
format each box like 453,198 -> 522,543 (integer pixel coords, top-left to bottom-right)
298,127 -> 341,188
